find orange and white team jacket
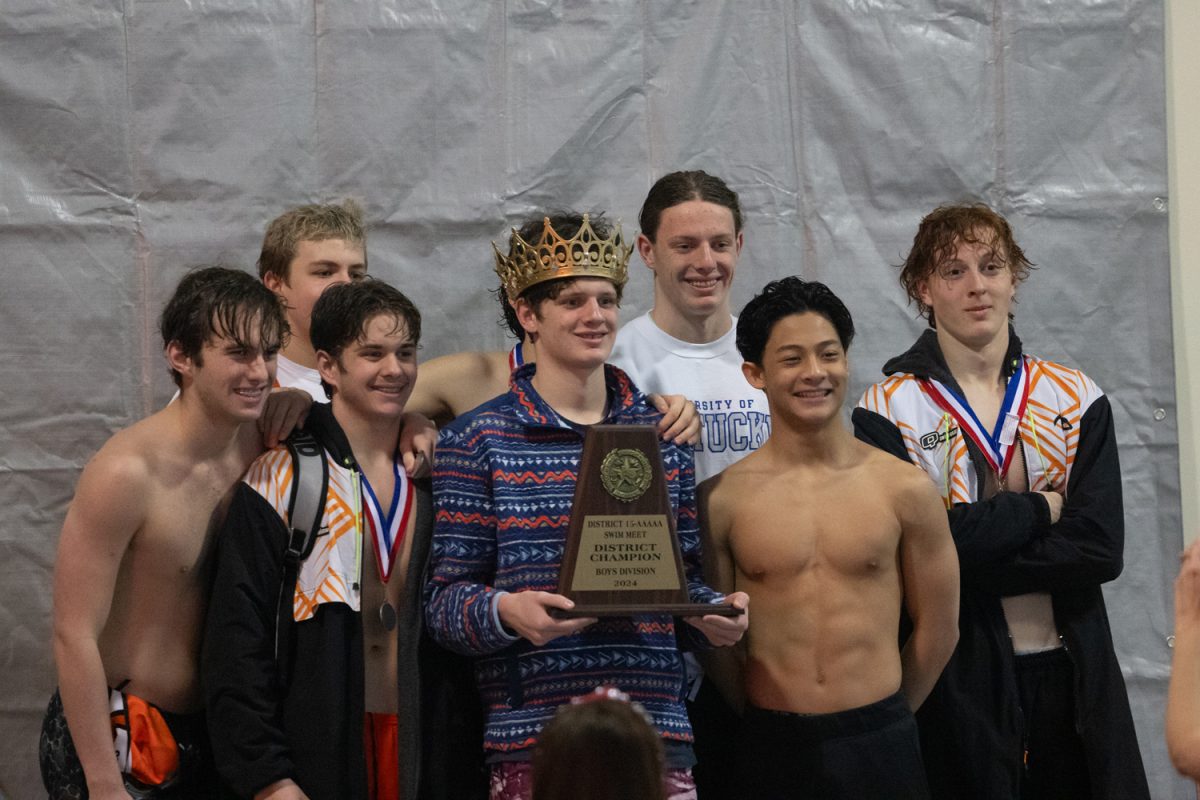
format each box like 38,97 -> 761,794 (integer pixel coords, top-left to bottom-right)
201,404 -> 482,800
850,327 -> 1148,800
856,349 -> 1100,509
243,445 -> 367,621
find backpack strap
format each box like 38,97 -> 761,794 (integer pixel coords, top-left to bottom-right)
274,429 -> 329,685
285,430 -> 329,562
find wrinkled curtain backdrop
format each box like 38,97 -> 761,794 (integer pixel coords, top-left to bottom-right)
0,1 -> 1182,797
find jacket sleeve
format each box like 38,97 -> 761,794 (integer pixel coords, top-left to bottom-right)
974,395 -> 1124,595
424,425 -> 519,656
670,442 -> 722,651
201,482 -> 295,797
852,406 -> 1050,574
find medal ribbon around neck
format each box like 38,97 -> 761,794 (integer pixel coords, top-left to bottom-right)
919,356 -> 1031,479
360,462 -> 414,583
508,341 -> 526,373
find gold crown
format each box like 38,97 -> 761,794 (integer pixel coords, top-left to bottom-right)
493,214 -> 632,301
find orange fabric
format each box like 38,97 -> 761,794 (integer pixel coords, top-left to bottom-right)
364,712 -> 400,800
110,692 -> 179,787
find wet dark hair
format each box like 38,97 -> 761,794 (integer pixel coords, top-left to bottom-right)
532,698 -> 665,800
736,277 -> 855,365
511,212 -> 624,325
638,170 -> 743,242
159,266 -> 289,387
310,277 -> 421,362
899,203 -> 1033,327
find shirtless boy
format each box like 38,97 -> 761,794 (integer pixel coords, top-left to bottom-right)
700,277 -> 959,799
41,267 -> 290,799
204,279 -> 481,800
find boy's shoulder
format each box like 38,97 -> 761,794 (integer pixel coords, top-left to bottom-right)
439,390 -> 523,440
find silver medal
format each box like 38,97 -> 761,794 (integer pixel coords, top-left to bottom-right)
379,601 -> 397,631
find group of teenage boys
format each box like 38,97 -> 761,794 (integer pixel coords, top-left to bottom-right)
40,169 -> 1148,800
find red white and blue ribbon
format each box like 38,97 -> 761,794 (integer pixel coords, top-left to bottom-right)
360,463 -> 414,582
508,341 -> 526,373
920,356 -> 1031,479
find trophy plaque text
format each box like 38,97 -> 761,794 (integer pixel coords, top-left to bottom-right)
555,425 -> 741,618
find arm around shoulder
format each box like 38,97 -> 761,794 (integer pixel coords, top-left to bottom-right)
648,393 -> 701,445
409,351 -> 506,425
406,352 -> 463,424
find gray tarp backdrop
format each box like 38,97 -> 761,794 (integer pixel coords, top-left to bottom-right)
0,1 -> 1184,797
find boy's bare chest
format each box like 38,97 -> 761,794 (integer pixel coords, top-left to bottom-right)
961,385 -> 1004,435
131,460 -> 243,578
728,473 -> 902,580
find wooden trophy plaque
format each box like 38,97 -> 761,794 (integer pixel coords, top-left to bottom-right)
554,424 -> 741,618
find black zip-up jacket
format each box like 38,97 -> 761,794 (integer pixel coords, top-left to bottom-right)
852,329 -> 1149,800
202,403 -> 485,800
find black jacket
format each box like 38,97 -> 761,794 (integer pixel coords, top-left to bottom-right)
852,329 -> 1148,800
202,404 -> 485,800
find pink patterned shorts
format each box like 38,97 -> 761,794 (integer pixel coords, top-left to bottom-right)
489,760 -> 697,800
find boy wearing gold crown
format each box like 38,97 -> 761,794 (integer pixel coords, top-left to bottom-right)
424,212 -> 749,800
403,229 -> 699,443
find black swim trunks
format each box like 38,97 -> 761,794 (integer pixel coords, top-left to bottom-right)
39,688 -> 219,800
734,692 -> 930,800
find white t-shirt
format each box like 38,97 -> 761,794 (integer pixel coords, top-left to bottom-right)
275,354 -> 326,401
610,312 -> 770,483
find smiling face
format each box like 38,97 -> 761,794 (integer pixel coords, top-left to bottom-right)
317,312 -> 417,424
918,232 -> 1016,350
742,311 -> 847,431
264,238 -> 367,347
637,200 -> 743,335
516,278 -> 619,376
170,324 -> 279,423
